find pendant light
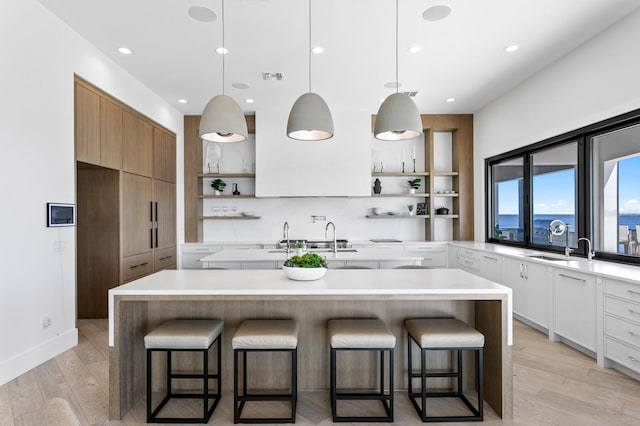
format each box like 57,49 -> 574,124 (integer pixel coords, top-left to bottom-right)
199,0 -> 247,143
374,0 -> 422,141
287,0 -> 334,141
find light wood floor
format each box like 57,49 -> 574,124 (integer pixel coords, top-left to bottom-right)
2,319 -> 640,425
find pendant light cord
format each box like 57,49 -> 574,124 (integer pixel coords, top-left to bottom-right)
395,0 -> 399,94
222,0 -> 226,96
308,0 -> 312,93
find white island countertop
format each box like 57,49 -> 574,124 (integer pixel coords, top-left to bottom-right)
108,268 -> 512,346
199,248 -> 424,263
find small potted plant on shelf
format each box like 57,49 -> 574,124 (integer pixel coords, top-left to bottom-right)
283,253 -> 327,281
211,179 -> 226,195
407,178 -> 421,194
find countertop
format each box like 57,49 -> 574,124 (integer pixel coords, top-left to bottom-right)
199,248 -> 425,263
450,241 -> 640,284
108,268 -> 512,346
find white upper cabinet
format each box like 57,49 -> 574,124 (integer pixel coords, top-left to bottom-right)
255,108 -> 371,197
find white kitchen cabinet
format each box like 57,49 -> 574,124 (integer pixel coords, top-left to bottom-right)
181,244 -> 223,269
603,278 -> 640,374
404,243 -> 447,267
503,257 -> 550,329
554,269 -> 597,352
455,247 -> 503,283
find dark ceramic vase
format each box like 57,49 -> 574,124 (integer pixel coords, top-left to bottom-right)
373,178 -> 382,194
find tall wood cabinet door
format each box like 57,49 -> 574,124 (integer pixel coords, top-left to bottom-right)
154,180 -> 176,250
75,83 -> 100,165
153,128 -> 176,183
99,98 -> 122,170
121,172 -> 153,257
122,110 -> 153,177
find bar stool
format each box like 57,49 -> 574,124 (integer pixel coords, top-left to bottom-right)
328,319 -> 396,422
232,319 -> 298,424
405,318 -> 484,422
144,319 -> 223,423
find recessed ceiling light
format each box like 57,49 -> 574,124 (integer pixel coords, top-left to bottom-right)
232,82 -> 250,90
384,81 -> 401,89
408,46 -> 421,53
245,99 -> 255,104
188,6 -> 217,22
423,5 -> 451,22
118,47 -> 132,55
446,98 -> 455,103
216,47 -> 228,55
504,45 -> 519,52
311,46 -> 325,54
178,99 -> 188,104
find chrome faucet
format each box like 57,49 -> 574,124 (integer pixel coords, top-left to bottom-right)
283,221 -> 290,256
564,224 -> 573,258
325,222 -> 337,255
578,237 -> 595,261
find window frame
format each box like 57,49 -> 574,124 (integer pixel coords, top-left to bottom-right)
485,107 -> 640,266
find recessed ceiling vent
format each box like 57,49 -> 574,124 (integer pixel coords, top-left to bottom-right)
402,91 -> 418,97
262,72 -> 283,81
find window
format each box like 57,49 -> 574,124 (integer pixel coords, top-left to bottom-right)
486,107 -> 640,265
530,142 -> 578,248
490,157 -> 524,242
591,123 -> 640,259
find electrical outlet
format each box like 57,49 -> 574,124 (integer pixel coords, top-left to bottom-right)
42,316 -> 52,329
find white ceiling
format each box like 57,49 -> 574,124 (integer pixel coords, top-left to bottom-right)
39,0 -> 640,116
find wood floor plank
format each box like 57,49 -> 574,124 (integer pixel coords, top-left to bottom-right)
4,318 -> 640,425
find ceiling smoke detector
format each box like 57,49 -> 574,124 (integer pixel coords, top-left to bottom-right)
262,72 -> 283,81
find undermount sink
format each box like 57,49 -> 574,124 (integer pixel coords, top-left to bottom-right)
526,254 -> 567,261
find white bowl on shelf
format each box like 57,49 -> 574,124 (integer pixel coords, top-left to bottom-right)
372,207 -> 383,215
241,211 -> 255,217
283,266 -> 327,281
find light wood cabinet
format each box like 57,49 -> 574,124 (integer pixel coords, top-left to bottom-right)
153,128 -> 176,183
121,172 -> 153,258
75,83 -> 100,165
99,98 -> 122,170
123,109 -> 153,177
154,180 -> 176,250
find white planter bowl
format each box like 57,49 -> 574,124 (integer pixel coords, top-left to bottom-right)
283,266 -> 327,281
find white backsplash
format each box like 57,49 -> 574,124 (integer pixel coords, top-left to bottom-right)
202,197 -> 426,242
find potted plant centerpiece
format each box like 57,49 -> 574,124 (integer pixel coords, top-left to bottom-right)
407,178 -> 421,194
211,179 -> 226,196
283,253 -> 327,281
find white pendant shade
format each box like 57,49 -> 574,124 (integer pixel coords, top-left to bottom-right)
287,92 -> 334,141
199,95 -> 248,143
374,93 -> 423,141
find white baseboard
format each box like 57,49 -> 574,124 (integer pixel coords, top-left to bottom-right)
0,328 -> 78,386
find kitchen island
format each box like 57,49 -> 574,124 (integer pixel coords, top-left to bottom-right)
199,247 -> 424,269
108,269 -> 513,420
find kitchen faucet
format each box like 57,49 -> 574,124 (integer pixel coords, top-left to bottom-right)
283,221 -> 290,256
325,222 -> 337,255
578,237 -> 595,261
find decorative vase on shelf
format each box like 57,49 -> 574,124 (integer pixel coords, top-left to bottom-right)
214,190 -> 221,196
373,178 -> 382,194
409,188 -> 416,194
232,183 -> 240,196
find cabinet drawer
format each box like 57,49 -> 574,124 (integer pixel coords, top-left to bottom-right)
182,244 -> 222,254
604,296 -> 640,324
458,257 -> 481,273
154,246 -> 176,271
604,279 -> 640,303
458,248 -> 481,260
605,314 -> 640,348
122,252 -> 153,282
605,337 -> 640,374
406,251 -> 446,267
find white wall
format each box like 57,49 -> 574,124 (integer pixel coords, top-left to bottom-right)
0,0 -> 184,385
473,8 -> 640,241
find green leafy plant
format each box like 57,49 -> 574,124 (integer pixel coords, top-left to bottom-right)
295,241 -> 305,249
211,179 -> 226,192
283,253 -> 327,268
407,178 -> 421,189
